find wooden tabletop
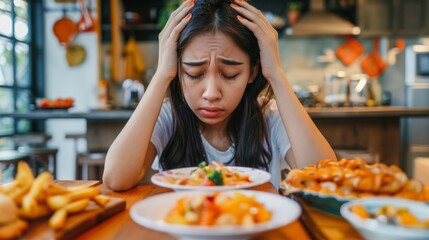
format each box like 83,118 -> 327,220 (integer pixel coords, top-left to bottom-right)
75,182 -> 312,240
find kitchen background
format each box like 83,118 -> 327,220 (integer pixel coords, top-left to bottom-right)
1,0 -> 429,180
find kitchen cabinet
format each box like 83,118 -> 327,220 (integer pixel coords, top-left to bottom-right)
101,0 -> 301,42
101,0 -> 163,42
358,0 -> 429,37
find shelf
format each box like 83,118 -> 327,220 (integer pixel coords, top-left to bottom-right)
121,23 -> 159,31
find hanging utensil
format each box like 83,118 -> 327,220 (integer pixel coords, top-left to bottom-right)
361,39 -> 387,78
77,0 -> 94,32
53,9 -> 78,47
66,44 -> 86,66
336,37 -> 364,65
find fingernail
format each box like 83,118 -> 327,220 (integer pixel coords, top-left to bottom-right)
188,1 -> 194,7
230,3 -> 239,8
186,13 -> 192,19
237,15 -> 244,20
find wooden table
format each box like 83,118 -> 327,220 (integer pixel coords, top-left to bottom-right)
75,182 -> 312,240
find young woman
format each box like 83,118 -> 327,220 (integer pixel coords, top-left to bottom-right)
103,0 -> 336,191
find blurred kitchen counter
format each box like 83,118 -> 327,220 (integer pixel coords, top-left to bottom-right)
306,106 -> 429,118
2,106 -> 429,173
2,106 -> 429,120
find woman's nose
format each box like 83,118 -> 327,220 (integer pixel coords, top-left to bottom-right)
202,76 -> 221,101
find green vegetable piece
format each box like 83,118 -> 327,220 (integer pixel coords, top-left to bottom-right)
198,162 -> 207,168
207,170 -> 223,186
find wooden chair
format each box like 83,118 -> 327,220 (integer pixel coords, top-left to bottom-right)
65,133 -> 106,181
0,150 -> 30,183
13,133 -> 59,179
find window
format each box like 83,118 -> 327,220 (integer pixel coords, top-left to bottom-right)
0,0 -> 32,144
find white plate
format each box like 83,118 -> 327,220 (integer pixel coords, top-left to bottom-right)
130,190 -> 301,240
151,166 -> 271,191
341,197 -> 429,240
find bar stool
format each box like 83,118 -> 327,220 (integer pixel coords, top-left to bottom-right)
65,133 -> 106,181
13,133 -> 59,179
0,150 -> 31,183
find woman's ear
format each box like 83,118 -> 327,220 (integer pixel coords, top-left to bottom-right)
248,64 -> 258,84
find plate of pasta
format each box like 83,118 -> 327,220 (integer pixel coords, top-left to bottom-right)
151,161 -> 271,191
130,190 -> 301,240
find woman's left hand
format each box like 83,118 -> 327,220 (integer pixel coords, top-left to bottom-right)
231,0 -> 283,83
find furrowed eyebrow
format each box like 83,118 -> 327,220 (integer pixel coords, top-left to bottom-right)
219,58 -> 243,65
182,61 -> 207,66
182,58 -> 243,66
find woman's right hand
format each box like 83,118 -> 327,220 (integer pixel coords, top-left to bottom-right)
155,0 -> 194,83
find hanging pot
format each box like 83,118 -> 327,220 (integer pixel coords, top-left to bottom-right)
66,44 -> 86,66
53,10 -> 78,47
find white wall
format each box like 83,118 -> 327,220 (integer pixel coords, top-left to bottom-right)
44,7 -> 98,180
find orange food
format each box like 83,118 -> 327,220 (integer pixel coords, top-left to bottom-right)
37,97 -> 74,109
281,158 -> 429,202
165,192 -> 271,226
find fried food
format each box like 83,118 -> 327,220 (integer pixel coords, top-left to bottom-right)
0,193 -> 28,239
282,158 -> 429,201
0,161 -> 111,233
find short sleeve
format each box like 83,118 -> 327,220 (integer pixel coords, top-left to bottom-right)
151,100 -> 174,169
266,101 -> 291,167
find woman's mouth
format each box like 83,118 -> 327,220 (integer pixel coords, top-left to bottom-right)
200,108 -> 223,118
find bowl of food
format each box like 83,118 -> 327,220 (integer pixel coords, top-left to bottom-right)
130,190 -> 301,240
35,97 -> 74,110
340,197 -> 429,240
280,158 -> 429,216
151,161 -> 271,191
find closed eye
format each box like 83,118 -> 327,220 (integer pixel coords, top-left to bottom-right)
185,72 -> 204,80
222,74 -> 238,80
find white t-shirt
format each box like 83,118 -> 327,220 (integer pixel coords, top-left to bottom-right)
150,100 -> 291,189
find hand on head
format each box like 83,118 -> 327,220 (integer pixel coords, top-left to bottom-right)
230,0 -> 283,83
156,0 -> 194,83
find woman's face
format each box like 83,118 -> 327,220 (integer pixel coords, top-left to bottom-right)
180,32 -> 255,129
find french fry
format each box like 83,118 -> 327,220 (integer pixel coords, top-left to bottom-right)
49,209 -> 67,230
7,184 -> 32,205
92,195 -> 111,207
16,161 -> 34,187
48,199 -> 90,230
64,198 -> 90,213
22,172 -> 52,215
45,181 -> 71,196
47,187 -> 100,210
18,203 -> 52,219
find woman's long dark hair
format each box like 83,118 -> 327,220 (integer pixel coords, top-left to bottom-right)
160,0 -> 274,171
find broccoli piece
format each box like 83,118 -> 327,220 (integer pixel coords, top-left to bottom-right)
198,162 -> 207,168
191,162 -> 207,174
207,170 -> 223,186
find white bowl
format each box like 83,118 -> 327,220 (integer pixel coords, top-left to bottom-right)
340,197 -> 429,240
130,190 -> 301,240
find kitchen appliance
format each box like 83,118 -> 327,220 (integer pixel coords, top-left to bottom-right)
122,79 -> 144,109
324,71 -> 348,106
349,73 -> 370,106
403,45 -> 429,174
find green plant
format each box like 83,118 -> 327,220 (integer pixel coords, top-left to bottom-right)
288,2 -> 301,11
157,0 -> 183,30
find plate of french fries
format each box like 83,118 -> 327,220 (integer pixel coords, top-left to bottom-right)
0,162 -> 112,239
